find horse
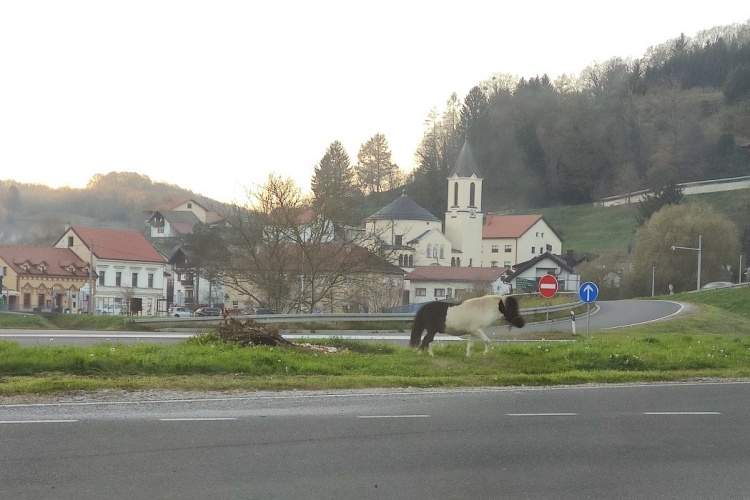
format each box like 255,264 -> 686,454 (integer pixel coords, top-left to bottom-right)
409,294 -> 525,357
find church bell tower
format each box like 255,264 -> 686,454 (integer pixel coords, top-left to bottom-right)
444,141 -> 483,267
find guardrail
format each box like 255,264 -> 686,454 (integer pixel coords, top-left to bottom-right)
131,299 -> 584,326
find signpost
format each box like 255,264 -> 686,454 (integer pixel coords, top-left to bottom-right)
538,274 -> 558,330
578,281 -> 599,336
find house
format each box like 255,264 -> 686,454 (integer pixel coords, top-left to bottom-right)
54,226 -> 168,315
482,214 -> 562,267
145,198 -> 226,309
0,245 -> 92,313
404,266 -> 510,305
145,198 -> 224,238
503,252 -> 579,293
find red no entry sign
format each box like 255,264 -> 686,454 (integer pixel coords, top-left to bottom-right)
538,274 -> 559,298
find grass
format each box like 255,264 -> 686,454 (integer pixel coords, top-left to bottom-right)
1,288 -> 750,397
534,188 -> 749,254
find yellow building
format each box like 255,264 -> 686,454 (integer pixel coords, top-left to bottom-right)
0,245 -> 93,313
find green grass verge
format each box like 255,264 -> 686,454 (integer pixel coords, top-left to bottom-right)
2,289 -> 749,397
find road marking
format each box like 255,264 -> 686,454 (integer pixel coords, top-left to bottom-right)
507,413 -> 578,417
0,419 -> 78,424
643,412 -> 721,415
159,417 -> 238,421
358,415 -> 430,419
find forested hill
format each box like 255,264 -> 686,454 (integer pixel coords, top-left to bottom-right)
0,172 -> 224,245
407,20 -> 750,217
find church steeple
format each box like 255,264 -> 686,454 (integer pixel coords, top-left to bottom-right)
447,141 -> 483,213
444,140 -> 484,267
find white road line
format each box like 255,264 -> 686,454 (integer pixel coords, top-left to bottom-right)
358,415 -> 430,419
507,413 -> 578,417
159,417 -> 238,421
0,419 -> 78,424
643,412 -> 721,415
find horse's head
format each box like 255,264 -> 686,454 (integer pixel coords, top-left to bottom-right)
498,296 -> 525,329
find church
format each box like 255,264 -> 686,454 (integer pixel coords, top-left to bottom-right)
365,141 -> 577,304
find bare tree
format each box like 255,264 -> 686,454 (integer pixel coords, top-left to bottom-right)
220,175 -> 400,314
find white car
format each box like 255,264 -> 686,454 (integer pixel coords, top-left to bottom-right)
169,306 -> 193,317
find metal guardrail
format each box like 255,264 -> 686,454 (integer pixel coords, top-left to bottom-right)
131,299 -> 584,326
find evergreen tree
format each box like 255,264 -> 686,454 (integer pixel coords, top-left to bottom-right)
355,134 -> 400,195
311,141 -> 360,223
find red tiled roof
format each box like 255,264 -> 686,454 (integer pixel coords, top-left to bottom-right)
0,245 -> 90,278
407,266 -> 506,283
69,227 -> 166,263
482,214 -> 542,239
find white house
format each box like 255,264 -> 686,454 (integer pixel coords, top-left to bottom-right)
481,214 -> 562,268
504,252 -> 579,293
145,198 -> 224,238
54,226 -> 168,315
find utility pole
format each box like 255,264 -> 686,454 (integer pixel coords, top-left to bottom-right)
88,241 -> 95,314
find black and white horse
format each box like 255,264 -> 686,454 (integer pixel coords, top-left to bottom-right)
410,295 -> 525,357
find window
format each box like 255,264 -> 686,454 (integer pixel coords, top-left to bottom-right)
131,273 -> 138,288
426,244 -> 432,258
469,182 -> 476,207
531,247 -> 536,254
504,261 -> 511,267
99,271 -> 105,286
187,202 -> 192,208
432,245 -> 438,258
453,182 -> 458,206
440,245 -> 445,259
491,245 -> 499,253
67,236 -> 74,247
394,234 -> 403,246
505,245 -> 512,252
491,261 -> 498,267
415,288 -> 427,297
148,273 -> 154,288
434,288 -> 445,298
115,271 -> 122,286
157,228 -> 165,234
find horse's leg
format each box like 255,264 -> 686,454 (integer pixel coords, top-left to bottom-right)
465,336 -> 474,358
421,328 -> 439,357
477,328 -> 492,355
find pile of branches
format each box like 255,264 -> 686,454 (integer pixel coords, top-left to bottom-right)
215,318 -> 291,347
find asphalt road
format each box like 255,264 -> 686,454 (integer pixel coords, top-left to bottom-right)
0,300 -> 686,347
2,382 -> 749,499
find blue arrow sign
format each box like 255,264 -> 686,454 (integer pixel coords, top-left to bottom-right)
579,281 -> 599,303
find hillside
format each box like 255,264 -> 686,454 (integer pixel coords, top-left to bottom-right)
0,172 -> 228,245
537,189 -> 750,255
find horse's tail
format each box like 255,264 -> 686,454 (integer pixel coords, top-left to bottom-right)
410,304 -> 428,347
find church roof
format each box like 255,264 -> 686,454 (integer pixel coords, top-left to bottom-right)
367,192 -> 440,222
449,141 -> 482,178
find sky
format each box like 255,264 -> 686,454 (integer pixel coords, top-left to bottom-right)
1,1 -> 747,204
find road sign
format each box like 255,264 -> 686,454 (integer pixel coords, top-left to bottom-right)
538,274 -> 558,298
579,281 -> 599,303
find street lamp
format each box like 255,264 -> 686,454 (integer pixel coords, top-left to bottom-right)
671,234 -> 702,291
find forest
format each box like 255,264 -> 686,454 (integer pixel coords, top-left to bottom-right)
1,20 -> 750,246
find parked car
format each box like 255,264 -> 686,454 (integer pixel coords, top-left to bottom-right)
253,307 -> 277,315
194,307 -> 221,316
701,281 -> 734,290
169,306 -> 193,317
